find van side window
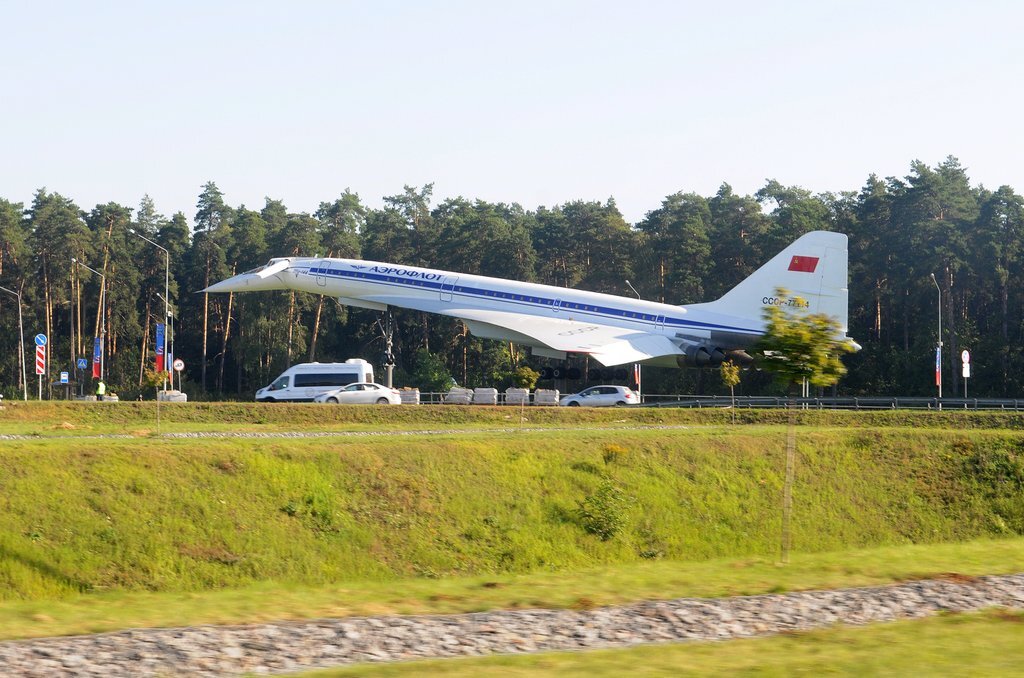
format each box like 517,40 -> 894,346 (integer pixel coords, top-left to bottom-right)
293,373 -> 358,387
271,376 -> 289,390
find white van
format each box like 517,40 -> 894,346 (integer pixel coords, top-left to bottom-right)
255,360 -> 375,402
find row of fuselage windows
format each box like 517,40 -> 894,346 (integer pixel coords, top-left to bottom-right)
475,291 -> 665,322
328,270 -> 666,323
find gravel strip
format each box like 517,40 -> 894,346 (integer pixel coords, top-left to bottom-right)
1,574 -> 1021,676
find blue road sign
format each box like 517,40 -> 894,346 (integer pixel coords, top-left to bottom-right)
34,334 -> 47,347
60,371 -> 69,384
76,358 -> 88,370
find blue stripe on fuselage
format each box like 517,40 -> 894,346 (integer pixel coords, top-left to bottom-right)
307,266 -> 757,334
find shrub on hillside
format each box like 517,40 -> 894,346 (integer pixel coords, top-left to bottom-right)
602,444 -> 628,465
962,441 -> 1024,533
577,479 -> 630,541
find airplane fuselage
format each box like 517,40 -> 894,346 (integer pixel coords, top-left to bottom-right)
250,257 -> 762,365
205,231 -> 852,368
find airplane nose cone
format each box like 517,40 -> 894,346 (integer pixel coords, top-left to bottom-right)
202,259 -> 293,293
201,277 -> 246,293
201,272 -> 282,293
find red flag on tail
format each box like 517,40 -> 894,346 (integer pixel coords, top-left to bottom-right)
788,256 -> 819,273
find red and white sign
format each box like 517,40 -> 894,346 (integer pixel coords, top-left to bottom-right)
35,345 -> 45,375
172,358 -> 185,372
788,255 -> 820,273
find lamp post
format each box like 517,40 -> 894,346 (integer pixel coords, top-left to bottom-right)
930,273 -> 942,407
130,229 -> 170,392
0,284 -> 27,400
625,280 -> 642,401
73,258 -> 106,382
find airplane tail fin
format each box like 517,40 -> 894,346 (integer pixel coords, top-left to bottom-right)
705,231 -> 849,332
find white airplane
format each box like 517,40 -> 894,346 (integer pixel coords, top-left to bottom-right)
203,230 -> 857,368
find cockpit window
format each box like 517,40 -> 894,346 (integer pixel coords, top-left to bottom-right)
243,259 -> 285,275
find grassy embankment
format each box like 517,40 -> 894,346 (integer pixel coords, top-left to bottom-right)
5,400 -> 1024,435
0,409 -> 1021,638
296,609 -> 1024,677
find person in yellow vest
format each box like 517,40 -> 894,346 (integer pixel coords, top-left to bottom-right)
96,380 -> 106,401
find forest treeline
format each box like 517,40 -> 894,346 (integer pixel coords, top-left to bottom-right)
1,156 -> 1021,399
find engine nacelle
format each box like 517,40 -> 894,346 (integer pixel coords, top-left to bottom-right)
677,345 -> 727,368
726,350 -> 755,365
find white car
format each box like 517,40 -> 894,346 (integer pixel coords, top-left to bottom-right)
560,385 -> 639,407
314,382 -> 402,405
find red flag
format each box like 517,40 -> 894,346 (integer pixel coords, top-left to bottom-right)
788,255 -> 819,273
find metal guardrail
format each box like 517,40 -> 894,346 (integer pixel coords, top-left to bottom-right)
386,392 -> 1024,410
639,395 -> 1024,410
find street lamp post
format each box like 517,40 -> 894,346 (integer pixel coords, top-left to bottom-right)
130,229 -> 170,393
930,273 -> 942,407
73,258 -> 106,382
625,280 -> 642,401
0,284 -> 28,400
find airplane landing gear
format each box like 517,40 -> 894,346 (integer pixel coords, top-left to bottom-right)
376,309 -> 396,388
539,365 -> 581,381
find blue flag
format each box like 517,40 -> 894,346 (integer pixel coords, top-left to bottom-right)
92,337 -> 102,378
155,323 -> 165,372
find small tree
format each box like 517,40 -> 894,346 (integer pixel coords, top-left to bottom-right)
754,288 -> 855,391
719,360 -> 741,423
512,366 -> 540,390
753,287 -> 856,564
410,349 -> 454,393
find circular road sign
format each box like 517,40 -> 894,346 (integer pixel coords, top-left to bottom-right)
173,358 -> 185,372
961,349 -> 970,364
34,334 -> 47,347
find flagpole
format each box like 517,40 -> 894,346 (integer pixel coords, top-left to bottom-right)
130,229 -> 170,393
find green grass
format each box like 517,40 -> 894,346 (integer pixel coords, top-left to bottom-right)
0,426 -> 1022,602
5,400 -> 1024,436
1,412 -> 1023,643
0,538 -> 1020,640
294,609 -> 1024,677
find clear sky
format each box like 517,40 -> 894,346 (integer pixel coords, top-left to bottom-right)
2,1 -> 1021,225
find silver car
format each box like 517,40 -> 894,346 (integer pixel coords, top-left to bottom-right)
559,385 -> 639,407
314,382 -> 402,405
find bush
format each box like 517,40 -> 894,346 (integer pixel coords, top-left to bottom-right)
602,444 -> 628,465
962,442 -> 1024,534
577,479 -> 630,541
512,366 -> 541,390
411,349 -> 454,392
